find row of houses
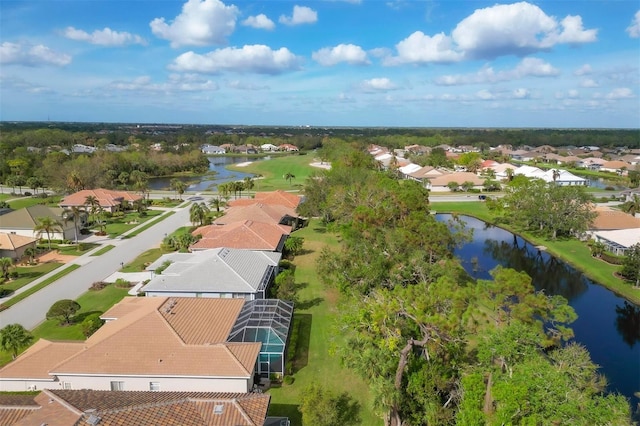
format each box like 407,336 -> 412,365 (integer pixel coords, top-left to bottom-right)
0,190 -> 303,425
201,143 -> 299,155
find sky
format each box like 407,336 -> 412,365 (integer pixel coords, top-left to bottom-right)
1,0 -> 639,128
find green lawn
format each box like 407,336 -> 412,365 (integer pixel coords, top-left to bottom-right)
121,248 -> 165,272
227,153 -> 321,192
57,243 -> 99,256
1,262 -> 63,293
105,209 -> 163,237
267,220 -> 381,425
32,284 -> 130,341
90,245 -> 115,256
432,200 -> 640,305
0,195 -> 61,210
126,211 -> 174,238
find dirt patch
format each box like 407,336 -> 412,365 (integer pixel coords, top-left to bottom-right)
36,251 -> 77,264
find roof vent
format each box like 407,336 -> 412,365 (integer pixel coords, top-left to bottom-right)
213,404 -> 224,415
86,412 -> 101,425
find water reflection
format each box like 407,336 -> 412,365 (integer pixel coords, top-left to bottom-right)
437,214 -> 640,411
148,156 -> 261,191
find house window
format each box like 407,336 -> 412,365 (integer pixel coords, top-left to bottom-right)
149,382 -> 160,391
110,381 -> 125,391
62,382 -> 72,389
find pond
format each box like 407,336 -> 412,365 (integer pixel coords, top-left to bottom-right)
148,156 -> 264,191
437,214 -> 640,414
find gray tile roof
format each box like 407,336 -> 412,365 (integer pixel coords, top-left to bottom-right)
143,248 -> 281,295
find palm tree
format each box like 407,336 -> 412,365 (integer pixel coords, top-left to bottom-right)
621,194 -> 640,217
63,206 -> 84,246
189,202 -> 210,227
170,179 -> 187,200
284,172 -> 295,185
0,257 -> 13,280
84,195 -> 100,224
34,216 -> 63,249
552,169 -> 561,183
0,324 -> 33,359
209,196 -> 226,213
243,177 -> 254,197
23,246 -> 37,264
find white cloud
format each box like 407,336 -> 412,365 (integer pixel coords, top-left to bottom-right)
0,42 -> 71,66
385,31 -> 463,65
580,78 -> 598,88
476,89 -> 495,100
0,74 -> 54,93
360,77 -> 397,92
605,87 -> 634,100
169,45 -> 302,74
312,44 -> 370,66
451,2 -> 597,59
227,80 -> 270,90
512,88 -> 530,99
63,27 -> 146,46
279,5 -> 317,26
242,14 -> 275,30
150,0 -> 239,47
627,11 -> 640,38
574,64 -> 592,76
108,74 -> 218,92
434,57 -> 558,85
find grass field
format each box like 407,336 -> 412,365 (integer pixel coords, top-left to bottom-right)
1,262 -> 63,293
0,194 -> 62,210
267,220 -> 382,425
105,209 -> 163,237
90,245 -> 115,256
121,248 -> 165,272
228,152 -> 323,192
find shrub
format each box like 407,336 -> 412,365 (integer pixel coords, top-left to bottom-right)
0,288 -> 14,298
23,192 -> 32,196
9,271 -> 18,279
81,313 -> 104,337
114,278 -> 132,289
46,299 -> 81,325
90,281 -> 109,291
605,186 -> 616,191
601,252 -> 625,265
283,375 -> 295,385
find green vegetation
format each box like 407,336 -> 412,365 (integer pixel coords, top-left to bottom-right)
1,262 -> 63,294
227,153 -> 318,192
121,248 -> 165,272
57,243 -> 99,256
32,284 -> 130,341
125,211 -> 174,238
90,244 -> 115,256
105,209 -> 163,237
0,264 -> 81,311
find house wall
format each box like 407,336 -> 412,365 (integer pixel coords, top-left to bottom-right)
0,242 -> 36,261
0,379 -> 57,392
52,374 -> 252,392
0,228 -> 70,242
145,291 -> 255,300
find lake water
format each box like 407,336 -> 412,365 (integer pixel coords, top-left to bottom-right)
148,156 -> 261,191
437,214 -> 640,415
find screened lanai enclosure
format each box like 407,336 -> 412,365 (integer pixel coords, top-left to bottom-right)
227,299 -> 294,375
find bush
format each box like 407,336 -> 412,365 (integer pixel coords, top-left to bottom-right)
605,186 -> 616,191
81,313 -> 104,337
114,278 -> 132,289
23,191 -> 32,196
0,288 -> 14,298
90,281 -> 109,291
601,252 -> 625,265
9,271 -> 18,279
283,375 -> 295,385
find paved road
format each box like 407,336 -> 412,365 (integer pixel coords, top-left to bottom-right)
0,204 -> 194,330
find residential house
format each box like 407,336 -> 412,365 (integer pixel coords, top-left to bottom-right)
587,206 -> 640,255
0,205 -> 76,241
514,166 -> 587,186
404,144 -> 431,155
227,190 -> 302,210
60,188 -> 143,213
191,220 -> 291,252
201,144 -> 226,155
260,143 -> 279,152
0,232 -> 37,261
600,160 -> 632,175
277,144 -> 299,152
427,172 -> 486,192
214,204 -> 300,230
142,248 -> 281,300
405,166 -> 445,186
234,145 -> 259,154
0,297 -> 295,391
0,389 -> 273,426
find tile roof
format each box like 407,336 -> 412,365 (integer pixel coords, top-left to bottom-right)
143,248 -> 281,296
592,207 -> 640,230
228,190 -> 302,209
0,390 -> 270,426
0,233 -> 37,250
191,220 -> 290,251
214,204 -> 298,226
0,339 -> 83,379
0,205 -> 67,230
429,172 -> 486,186
60,188 -> 142,208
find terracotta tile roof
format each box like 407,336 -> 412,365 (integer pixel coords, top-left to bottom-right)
429,172 -> 486,186
51,298 -> 259,378
0,339 -> 83,379
191,220 -> 290,251
0,390 -> 270,426
0,233 -> 37,250
592,207 -> 640,230
601,160 -> 631,170
228,190 -> 302,209
214,204 -> 298,226
60,188 -> 142,209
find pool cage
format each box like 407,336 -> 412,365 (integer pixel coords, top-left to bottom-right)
227,299 -> 294,375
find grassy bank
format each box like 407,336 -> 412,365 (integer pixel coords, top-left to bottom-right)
267,220 -> 381,425
432,200 -> 640,305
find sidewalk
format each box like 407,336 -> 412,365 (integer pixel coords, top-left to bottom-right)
0,207 -> 176,303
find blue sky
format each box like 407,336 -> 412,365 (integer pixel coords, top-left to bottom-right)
1,0 -> 639,128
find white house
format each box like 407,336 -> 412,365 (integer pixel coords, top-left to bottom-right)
201,144 -> 226,155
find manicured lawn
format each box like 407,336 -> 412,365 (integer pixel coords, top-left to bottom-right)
0,265 -> 81,310
105,209 -> 163,237
267,220 -> 381,425
1,262 -> 63,293
57,243 -> 99,256
126,211 -> 174,238
90,245 -> 115,256
121,248 -> 165,272
227,153 -> 321,192
32,284 -> 130,341
0,195 -> 61,210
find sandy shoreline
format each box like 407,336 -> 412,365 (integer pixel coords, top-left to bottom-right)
235,161 -> 253,167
